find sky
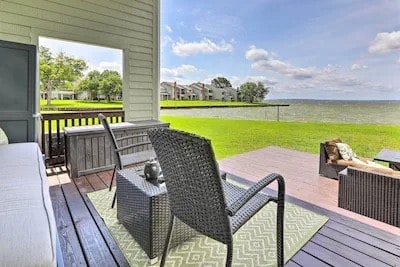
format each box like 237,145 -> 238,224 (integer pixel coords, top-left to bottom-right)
40,0 -> 400,100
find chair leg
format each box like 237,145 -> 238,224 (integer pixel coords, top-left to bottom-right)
225,242 -> 233,267
276,199 -> 285,267
109,165 -> 117,191
160,214 -> 175,267
111,191 -> 117,209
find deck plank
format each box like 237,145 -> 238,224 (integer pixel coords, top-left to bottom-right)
74,176 -> 94,194
311,233 -> 389,267
85,173 -> 108,191
324,220 -> 400,253
285,260 -> 302,267
82,193 -> 130,267
62,182 -> 118,266
290,251 -> 330,267
50,185 -> 87,266
288,192 -> 400,245
302,242 -> 360,267
97,170 -> 114,188
318,224 -> 400,264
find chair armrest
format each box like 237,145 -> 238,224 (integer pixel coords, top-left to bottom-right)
115,141 -> 152,152
115,133 -> 148,142
226,173 -> 285,216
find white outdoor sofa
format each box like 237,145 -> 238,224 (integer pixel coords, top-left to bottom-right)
0,142 -> 62,267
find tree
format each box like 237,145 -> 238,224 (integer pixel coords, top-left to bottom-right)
39,46 -> 87,105
77,70 -> 122,101
77,70 -> 101,100
211,77 -> 232,88
239,81 -> 270,103
99,70 -> 122,101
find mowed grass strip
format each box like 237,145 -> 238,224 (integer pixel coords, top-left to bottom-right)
40,100 -> 123,109
161,115 -> 400,160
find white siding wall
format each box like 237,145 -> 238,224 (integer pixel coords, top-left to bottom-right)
0,0 -> 160,121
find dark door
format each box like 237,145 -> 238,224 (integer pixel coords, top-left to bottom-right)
0,40 -> 36,143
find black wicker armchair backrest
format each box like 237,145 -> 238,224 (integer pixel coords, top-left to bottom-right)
148,128 -> 232,244
98,113 -> 122,170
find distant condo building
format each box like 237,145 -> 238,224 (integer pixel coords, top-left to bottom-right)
160,81 -> 238,101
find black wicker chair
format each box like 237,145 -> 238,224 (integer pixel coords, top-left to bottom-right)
98,113 -> 156,208
147,128 -> 285,267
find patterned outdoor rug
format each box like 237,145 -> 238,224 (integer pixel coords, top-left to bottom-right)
88,186 -> 328,266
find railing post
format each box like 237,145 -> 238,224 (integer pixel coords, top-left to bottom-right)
277,106 -> 280,122
48,119 -> 53,161
41,117 -> 45,155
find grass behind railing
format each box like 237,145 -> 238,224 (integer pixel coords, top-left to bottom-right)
161,115 -> 400,160
40,100 -> 123,109
41,118 -> 100,132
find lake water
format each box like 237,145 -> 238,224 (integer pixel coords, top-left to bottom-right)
161,99 -> 400,125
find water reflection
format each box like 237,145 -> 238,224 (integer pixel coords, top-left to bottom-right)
161,100 -> 400,125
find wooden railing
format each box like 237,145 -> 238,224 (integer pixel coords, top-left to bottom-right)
41,110 -> 124,166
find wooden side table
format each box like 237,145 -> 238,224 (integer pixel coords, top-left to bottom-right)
116,168 -> 197,263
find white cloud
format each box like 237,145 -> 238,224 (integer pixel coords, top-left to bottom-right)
351,63 -> 368,70
88,61 -> 122,74
245,45 -> 270,61
245,45 -> 389,95
246,46 -> 319,80
398,58 -> 400,64
241,76 -> 277,86
165,25 -> 173,33
172,38 -> 233,57
161,65 -> 198,80
368,31 -> 400,54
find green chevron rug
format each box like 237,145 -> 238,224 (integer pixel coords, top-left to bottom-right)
88,186 -> 328,266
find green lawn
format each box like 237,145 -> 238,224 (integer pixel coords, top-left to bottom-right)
160,115 -> 400,160
40,99 -> 123,109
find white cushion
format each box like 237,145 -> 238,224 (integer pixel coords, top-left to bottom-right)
0,143 -> 57,267
0,128 -> 8,145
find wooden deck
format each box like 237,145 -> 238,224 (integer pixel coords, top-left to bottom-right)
48,146 -> 400,266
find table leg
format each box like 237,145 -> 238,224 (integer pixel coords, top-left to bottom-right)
389,162 -> 400,171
